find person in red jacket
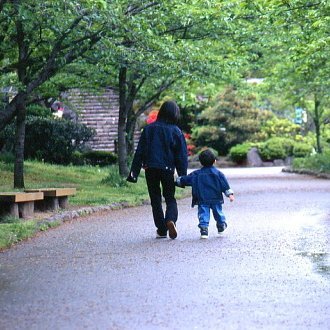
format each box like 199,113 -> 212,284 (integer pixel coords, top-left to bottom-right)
127,101 -> 188,239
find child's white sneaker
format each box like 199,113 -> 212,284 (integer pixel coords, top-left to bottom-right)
217,222 -> 227,234
200,227 -> 208,239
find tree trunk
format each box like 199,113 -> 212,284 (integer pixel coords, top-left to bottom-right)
118,67 -> 129,177
13,5 -> 28,188
314,95 -> 322,154
14,99 -> 26,188
126,111 -> 138,156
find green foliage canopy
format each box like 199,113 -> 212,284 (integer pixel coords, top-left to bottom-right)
192,87 -> 272,154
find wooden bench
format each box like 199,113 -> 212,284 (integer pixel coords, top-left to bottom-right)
0,192 -> 44,219
24,188 -> 76,211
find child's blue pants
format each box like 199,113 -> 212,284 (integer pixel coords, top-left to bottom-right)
197,203 -> 226,229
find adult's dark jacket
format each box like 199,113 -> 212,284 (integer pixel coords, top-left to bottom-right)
130,120 -> 188,178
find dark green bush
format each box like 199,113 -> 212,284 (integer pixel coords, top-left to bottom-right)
259,137 -> 288,161
191,126 -> 224,154
2,116 -> 94,165
71,151 -> 85,166
0,151 -> 15,163
0,124 -> 12,152
292,143 -> 313,158
82,150 -> 117,167
229,143 -> 251,163
27,104 -> 52,118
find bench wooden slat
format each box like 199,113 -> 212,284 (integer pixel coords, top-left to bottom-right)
0,192 -> 44,203
25,188 -> 76,197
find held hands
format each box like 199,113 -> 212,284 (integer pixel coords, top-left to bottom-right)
175,177 -> 185,188
229,194 -> 235,202
126,172 -> 138,183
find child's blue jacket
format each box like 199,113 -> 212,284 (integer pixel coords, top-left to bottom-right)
177,166 -> 233,207
130,120 -> 188,178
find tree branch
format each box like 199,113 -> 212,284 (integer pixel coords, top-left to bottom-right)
26,23 -> 102,93
125,2 -> 161,16
136,79 -> 176,117
279,1 -> 322,13
49,13 -> 87,60
134,76 -> 147,95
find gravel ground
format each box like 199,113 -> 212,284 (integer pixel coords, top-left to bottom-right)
0,167 -> 329,330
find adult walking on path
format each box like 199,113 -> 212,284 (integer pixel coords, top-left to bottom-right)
0,167 -> 329,329
127,100 -> 188,239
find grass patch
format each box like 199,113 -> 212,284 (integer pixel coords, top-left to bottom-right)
0,161 -> 188,206
0,218 -> 61,250
0,160 -> 190,249
0,220 -> 37,249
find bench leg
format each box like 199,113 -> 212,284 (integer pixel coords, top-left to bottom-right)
35,197 -> 59,211
19,201 -> 34,219
9,203 -> 19,218
58,196 -> 69,209
0,203 -> 19,218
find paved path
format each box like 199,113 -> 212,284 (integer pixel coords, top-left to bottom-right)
0,167 -> 329,329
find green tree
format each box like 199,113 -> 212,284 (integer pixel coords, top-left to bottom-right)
3,0 -> 289,184
98,1 -> 253,176
251,0 -> 330,153
192,87 -> 272,154
1,0 -> 256,180
0,0 -> 110,187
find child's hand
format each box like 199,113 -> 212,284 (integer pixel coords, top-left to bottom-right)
229,194 -> 235,202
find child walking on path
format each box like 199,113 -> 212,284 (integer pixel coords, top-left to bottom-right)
127,101 -> 188,239
176,149 -> 234,239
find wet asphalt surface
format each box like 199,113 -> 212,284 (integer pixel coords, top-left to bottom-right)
0,167 -> 329,330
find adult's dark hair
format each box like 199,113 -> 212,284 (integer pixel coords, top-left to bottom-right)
199,149 -> 216,167
157,100 -> 180,124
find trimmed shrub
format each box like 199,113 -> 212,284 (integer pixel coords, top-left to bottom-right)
259,137 -> 287,161
82,150 -> 117,167
26,116 -> 94,164
2,116 -> 94,165
258,117 -> 301,140
229,143 -> 251,163
0,124 -> 12,152
71,150 -> 118,166
293,150 -> 330,173
282,139 -> 295,157
191,126 -> 224,154
292,143 -> 313,158
27,104 -> 52,118
0,151 -> 15,163
71,151 -> 85,166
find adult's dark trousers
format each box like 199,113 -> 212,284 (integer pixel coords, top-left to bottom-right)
145,168 -> 178,233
